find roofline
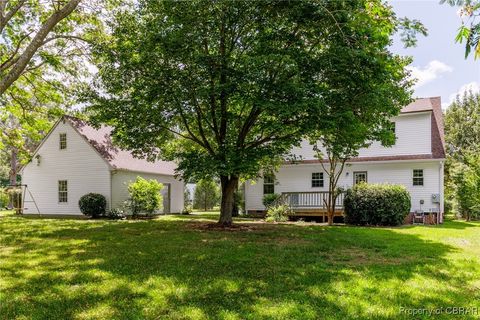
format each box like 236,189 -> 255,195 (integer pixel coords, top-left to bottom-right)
285,155 -> 445,166
111,167 -> 176,177
399,110 -> 433,115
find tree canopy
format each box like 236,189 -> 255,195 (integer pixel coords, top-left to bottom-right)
445,91 -> 480,219
88,0 -> 418,225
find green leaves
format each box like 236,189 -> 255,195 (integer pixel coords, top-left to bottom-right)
444,0 -> 480,59
127,177 -> 164,216
88,0 -> 416,223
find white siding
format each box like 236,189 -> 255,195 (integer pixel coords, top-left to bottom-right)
22,121 -> 111,215
111,171 -> 184,214
245,161 -> 443,213
291,112 -> 432,159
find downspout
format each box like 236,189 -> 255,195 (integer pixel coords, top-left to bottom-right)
110,169 -> 117,211
439,161 -> 444,224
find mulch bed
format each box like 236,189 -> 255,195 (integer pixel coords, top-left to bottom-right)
187,222 -> 256,232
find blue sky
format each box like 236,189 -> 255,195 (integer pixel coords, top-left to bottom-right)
391,0 -> 480,109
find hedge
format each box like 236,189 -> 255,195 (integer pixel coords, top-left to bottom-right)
344,183 -> 411,226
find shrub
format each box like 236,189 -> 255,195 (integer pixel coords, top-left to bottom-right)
79,193 -> 107,217
127,177 -> 163,216
106,208 -> 125,220
344,183 -> 411,226
265,204 -> 291,222
262,193 -> 280,208
0,188 -> 8,208
182,206 -> 192,215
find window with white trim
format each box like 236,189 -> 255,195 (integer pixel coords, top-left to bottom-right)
59,133 -> 67,150
58,180 -> 68,203
311,172 -> 324,188
354,171 -> 367,185
263,174 -> 275,194
413,169 -> 424,186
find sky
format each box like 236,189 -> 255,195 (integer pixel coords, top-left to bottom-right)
391,0 -> 480,109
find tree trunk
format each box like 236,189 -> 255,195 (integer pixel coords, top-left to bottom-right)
327,165 -> 335,226
7,148 -> 18,209
218,175 -> 238,226
232,182 -> 239,217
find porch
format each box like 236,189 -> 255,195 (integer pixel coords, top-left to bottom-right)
276,191 -> 345,220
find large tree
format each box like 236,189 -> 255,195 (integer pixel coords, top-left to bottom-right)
193,178 -> 220,212
89,0 -> 416,226
445,91 -> 480,160
445,91 -> 480,218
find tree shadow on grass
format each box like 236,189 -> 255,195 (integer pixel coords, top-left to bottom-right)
1,217 -> 479,319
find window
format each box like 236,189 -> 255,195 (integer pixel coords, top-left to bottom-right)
59,133 -> 67,150
58,180 -> 68,203
353,171 -> 367,185
311,172 -> 324,188
263,174 -> 275,194
413,169 -> 424,186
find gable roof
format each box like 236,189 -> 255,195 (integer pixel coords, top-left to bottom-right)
65,116 -> 177,176
401,97 -> 438,114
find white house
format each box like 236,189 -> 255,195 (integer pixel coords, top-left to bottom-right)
21,116 -> 184,215
245,97 -> 445,223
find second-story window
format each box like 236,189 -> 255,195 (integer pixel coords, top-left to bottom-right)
311,172 -> 324,187
263,174 -> 275,194
59,133 -> 67,150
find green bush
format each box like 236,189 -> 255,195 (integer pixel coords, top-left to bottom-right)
0,188 -> 8,208
127,177 -> 163,216
262,193 -> 280,208
182,206 -> 192,215
265,204 -> 291,222
79,193 -> 107,218
344,183 -> 411,226
106,208 -> 125,220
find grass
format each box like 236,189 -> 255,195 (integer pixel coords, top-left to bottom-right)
1,211 -> 479,319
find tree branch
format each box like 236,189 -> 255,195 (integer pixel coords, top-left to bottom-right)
0,0 -> 82,96
0,0 -> 26,34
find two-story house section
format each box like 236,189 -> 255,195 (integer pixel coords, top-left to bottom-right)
244,97 -> 445,223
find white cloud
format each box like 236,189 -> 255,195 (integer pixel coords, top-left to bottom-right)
406,60 -> 453,89
444,81 -> 480,109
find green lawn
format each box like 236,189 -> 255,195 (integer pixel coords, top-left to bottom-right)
1,211 -> 479,320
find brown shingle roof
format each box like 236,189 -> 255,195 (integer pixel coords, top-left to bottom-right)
401,97 -> 436,113
65,116 -> 177,176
